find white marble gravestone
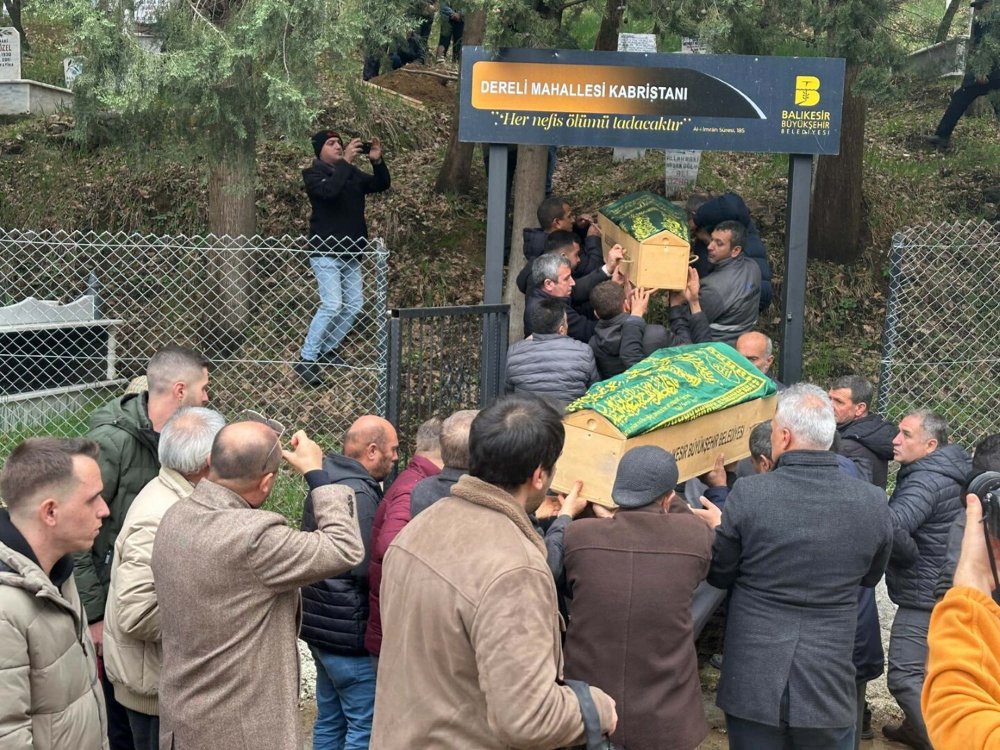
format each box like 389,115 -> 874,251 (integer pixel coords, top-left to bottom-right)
663,38 -> 710,197
613,33 -> 658,162
0,26 -> 74,115
63,57 -> 84,88
0,26 -> 20,81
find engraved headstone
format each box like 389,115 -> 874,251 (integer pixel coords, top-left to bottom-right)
613,33 -> 658,162
664,38 -> 710,197
64,57 -> 84,88
0,27 -> 20,81
664,150 -> 703,197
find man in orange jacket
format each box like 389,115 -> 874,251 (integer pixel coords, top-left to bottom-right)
923,464 -> 1000,749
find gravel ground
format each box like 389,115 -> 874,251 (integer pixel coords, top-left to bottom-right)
298,639 -> 317,703
296,584 -> 907,744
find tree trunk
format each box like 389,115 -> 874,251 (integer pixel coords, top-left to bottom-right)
936,0 -> 962,43
2,0 -> 28,51
433,8 -> 487,194
202,130 -> 256,359
594,0 -> 625,51
809,66 -> 866,263
503,144 -> 549,343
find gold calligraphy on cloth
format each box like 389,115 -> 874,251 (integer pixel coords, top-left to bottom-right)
567,343 -> 776,437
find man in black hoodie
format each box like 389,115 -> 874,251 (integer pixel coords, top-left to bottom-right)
828,375 -> 897,489
589,273 -> 710,380
301,415 -> 399,750
296,130 -> 390,386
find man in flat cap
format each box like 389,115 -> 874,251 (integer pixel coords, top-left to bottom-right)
562,446 -> 714,750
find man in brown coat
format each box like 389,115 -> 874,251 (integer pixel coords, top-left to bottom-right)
371,395 -> 617,749
152,421 -> 365,750
563,445 -> 714,750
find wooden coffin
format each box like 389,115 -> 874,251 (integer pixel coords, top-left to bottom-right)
549,343 -> 778,507
597,191 -> 692,291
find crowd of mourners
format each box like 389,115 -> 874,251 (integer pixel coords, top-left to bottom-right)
5,150 -> 1000,750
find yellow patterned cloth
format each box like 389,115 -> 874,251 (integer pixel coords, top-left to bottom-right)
599,191 -> 690,243
567,343 -> 777,437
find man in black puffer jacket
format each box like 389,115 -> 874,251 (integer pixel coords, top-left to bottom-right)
686,192 -> 773,311
883,410 -> 970,750
301,415 -> 399,750
829,375 -> 897,488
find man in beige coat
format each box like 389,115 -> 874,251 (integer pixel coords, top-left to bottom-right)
152,421 -> 365,750
103,407 -> 226,750
371,394 -> 618,749
0,437 -> 110,749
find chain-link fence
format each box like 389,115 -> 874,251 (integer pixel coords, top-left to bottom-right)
386,304 -> 509,469
0,228 -> 389,455
878,220 -> 1000,449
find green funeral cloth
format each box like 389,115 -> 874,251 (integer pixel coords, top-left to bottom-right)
599,191 -> 690,244
567,342 -> 777,437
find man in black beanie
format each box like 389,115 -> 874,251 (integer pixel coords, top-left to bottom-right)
295,130 -> 390,386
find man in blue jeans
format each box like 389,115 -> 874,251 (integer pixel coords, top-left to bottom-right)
301,415 -> 399,750
297,130 -> 390,386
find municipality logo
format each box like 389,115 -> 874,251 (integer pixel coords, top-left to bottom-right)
794,76 -> 820,107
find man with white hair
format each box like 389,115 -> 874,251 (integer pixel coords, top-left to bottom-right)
102,407 -> 226,750
694,384 -> 892,749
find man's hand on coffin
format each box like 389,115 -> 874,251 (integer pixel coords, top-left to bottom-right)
692,496 -> 722,529
558,480 -> 590,519
700,453 -> 727,488
684,267 -> 701,310
630,287 -> 652,319
606,244 -> 625,276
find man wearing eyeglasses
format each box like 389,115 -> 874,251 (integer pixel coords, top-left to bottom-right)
152,421 -> 364,750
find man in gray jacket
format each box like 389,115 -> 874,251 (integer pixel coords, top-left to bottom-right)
696,220 -> 761,344
506,299 -> 599,405
693,384 -> 892,749
883,410 -> 970,750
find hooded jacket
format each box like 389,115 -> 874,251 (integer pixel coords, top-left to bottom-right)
692,192 -> 773,311
0,511 -> 109,750
301,453 -> 384,655
887,443 -> 972,611
76,392 -> 160,623
590,307 -> 712,380
836,413 -> 897,489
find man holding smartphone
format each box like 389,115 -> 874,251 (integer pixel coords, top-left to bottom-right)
296,130 -> 390,386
